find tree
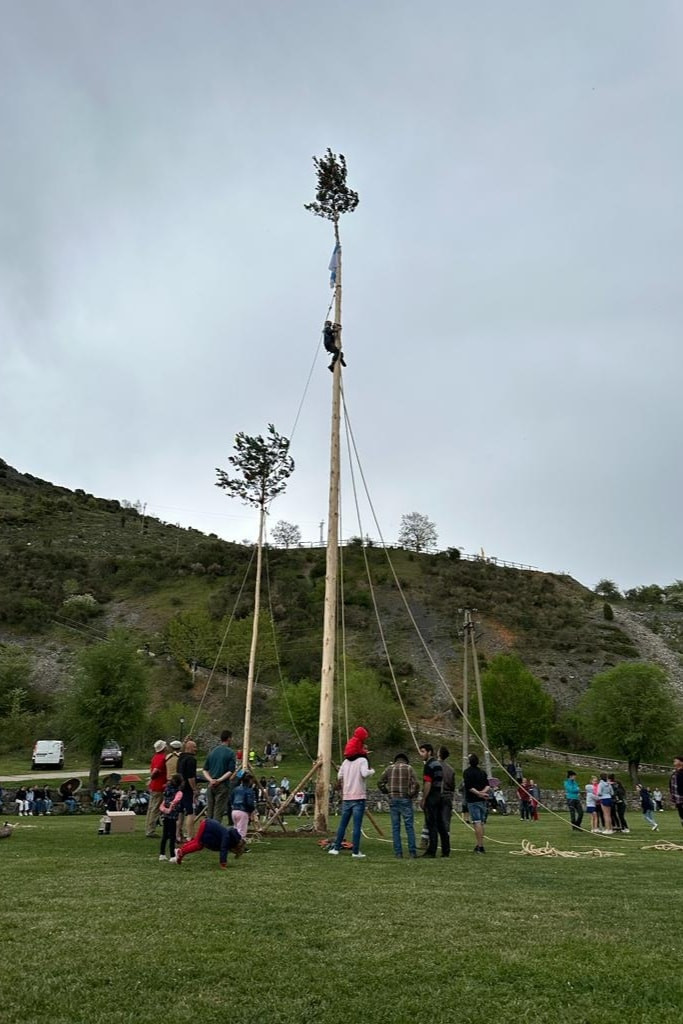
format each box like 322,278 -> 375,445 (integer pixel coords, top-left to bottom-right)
593,579 -> 621,600
304,148 -> 359,225
398,512 -> 438,553
222,612 -> 278,678
64,632 -> 150,791
216,424 -> 294,764
278,678 -> 321,752
624,584 -> 665,605
271,520 -> 302,549
579,662 -> 679,784
477,654 -> 553,761
164,611 -> 219,674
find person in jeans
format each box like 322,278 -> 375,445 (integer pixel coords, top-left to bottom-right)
563,771 -> 584,832
328,727 -> 375,859
377,752 -> 419,859
419,743 -> 450,858
203,730 -> 237,825
463,752 -> 491,854
637,784 -> 659,831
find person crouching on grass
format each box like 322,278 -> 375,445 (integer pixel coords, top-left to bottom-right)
171,819 -> 246,868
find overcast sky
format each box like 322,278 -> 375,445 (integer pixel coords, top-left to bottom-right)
1,2 -> 681,591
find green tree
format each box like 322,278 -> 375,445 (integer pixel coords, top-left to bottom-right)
579,662 -> 679,784
63,632 -> 150,791
164,610 -> 219,673
222,612 -> 278,679
398,512 -> 438,553
215,424 -> 294,510
0,643 -> 32,704
594,579 -> 621,600
271,520 -> 302,549
477,654 -> 553,761
278,678 -> 321,753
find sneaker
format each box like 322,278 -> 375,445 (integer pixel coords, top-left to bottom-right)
169,854 -> 182,865
327,847 -> 339,855
351,852 -> 366,859
651,824 -> 659,831
603,829 -> 613,835
159,854 -> 168,862
622,828 -> 630,834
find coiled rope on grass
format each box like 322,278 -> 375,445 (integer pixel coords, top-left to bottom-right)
510,839 -> 624,858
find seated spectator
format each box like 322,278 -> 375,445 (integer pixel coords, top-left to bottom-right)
15,787 -> 30,816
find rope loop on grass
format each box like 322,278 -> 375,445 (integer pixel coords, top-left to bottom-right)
510,839 -> 624,858
640,841 -> 683,851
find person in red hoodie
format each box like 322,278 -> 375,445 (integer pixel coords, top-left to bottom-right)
328,726 -> 374,859
343,726 -> 370,759
145,740 -> 168,838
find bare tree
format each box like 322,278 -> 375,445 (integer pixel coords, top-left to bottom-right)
271,520 -> 302,549
398,512 -> 438,553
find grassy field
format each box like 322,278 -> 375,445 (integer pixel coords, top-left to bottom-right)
1,810 -> 682,1024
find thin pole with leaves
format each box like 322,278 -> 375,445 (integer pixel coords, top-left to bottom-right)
215,424 -> 294,766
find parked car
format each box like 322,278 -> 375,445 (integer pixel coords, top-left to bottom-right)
32,740 -> 65,770
100,740 -> 123,769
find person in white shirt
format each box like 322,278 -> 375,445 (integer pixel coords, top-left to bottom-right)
328,727 -> 375,859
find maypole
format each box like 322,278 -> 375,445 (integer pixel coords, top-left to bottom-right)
305,150 -> 359,832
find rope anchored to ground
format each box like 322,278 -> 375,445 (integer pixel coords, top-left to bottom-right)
510,839 -> 624,858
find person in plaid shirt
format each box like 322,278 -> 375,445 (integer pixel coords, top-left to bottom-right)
378,753 -> 420,859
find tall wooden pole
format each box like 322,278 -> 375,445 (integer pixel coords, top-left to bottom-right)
461,611 -> 469,771
241,502 -> 265,768
468,611 -> 492,778
314,220 -> 342,832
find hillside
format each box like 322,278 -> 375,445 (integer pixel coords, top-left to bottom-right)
1,458 -> 682,755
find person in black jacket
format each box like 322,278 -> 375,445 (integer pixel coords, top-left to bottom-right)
463,753 -> 491,854
322,321 -> 346,371
419,743 -> 450,858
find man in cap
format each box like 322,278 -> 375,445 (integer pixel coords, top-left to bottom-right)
145,740 -> 168,838
377,752 -> 419,859
165,740 -> 182,779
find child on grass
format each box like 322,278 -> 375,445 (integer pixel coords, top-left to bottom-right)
159,773 -> 183,862
171,819 -> 246,868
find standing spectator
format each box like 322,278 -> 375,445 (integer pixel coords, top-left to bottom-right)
597,773 -> 614,834
652,787 -> 663,812
159,773 -> 183,861
563,771 -> 584,832
203,730 -> 237,824
377,752 -> 419,859
669,757 -> 683,827
463,753 -> 491,854
145,740 -> 168,838
230,773 -> 257,838
177,738 -> 198,842
637,784 -> 659,831
529,779 -> 540,821
328,727 -> 375,858
438,747 -> 455,842
518,779 -> 532,821
280,776 -> 291,798
608,773 -> 629,833
14,786 -> 29,816
165,740 -> 183,779
419,743 -> 450,858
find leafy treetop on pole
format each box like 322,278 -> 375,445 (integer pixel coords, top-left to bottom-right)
304,148 -> 359,225
215,424 -> 294,511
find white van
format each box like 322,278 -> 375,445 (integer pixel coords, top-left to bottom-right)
32,740 -> 65,770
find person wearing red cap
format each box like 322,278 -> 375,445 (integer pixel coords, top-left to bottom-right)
328,727 -> 374,859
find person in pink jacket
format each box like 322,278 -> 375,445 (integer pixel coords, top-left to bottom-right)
328,727 -> 375,859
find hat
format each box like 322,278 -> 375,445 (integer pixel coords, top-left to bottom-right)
170,740 -> 182,751
154,740 -> 167,753
393,752 -> 410,764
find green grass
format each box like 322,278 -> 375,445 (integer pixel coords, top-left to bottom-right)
1,811 -> 682,1023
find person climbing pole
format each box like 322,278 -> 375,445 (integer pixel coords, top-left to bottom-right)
322,320 -> 346,371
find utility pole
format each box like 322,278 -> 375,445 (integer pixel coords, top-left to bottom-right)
305,149 -> 359,833
461,610 -> 469,771
467,610 -> 492,778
